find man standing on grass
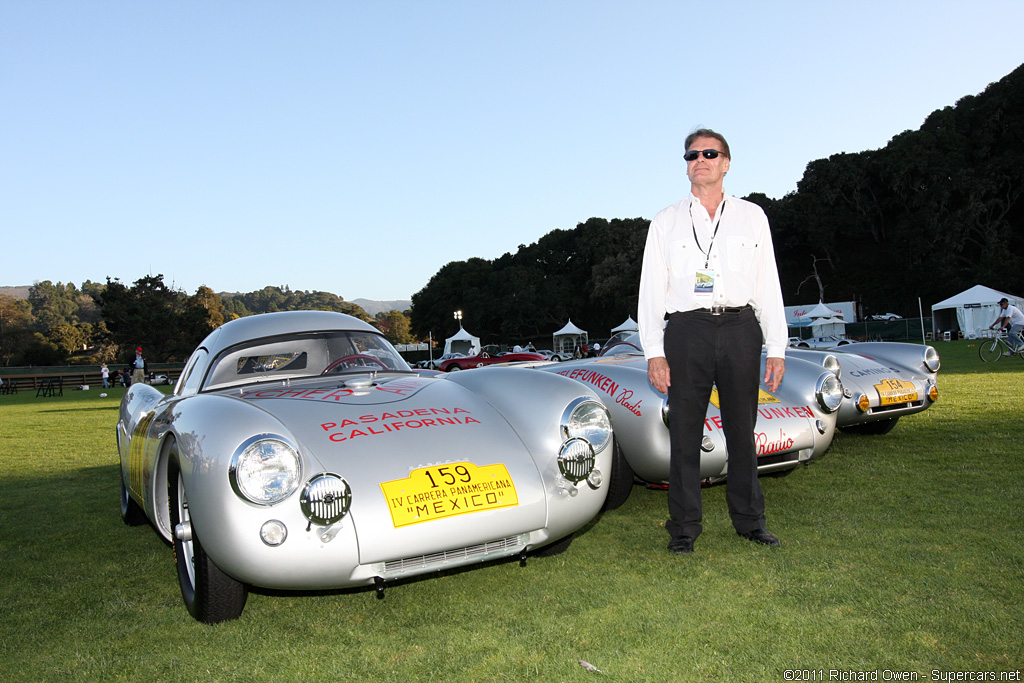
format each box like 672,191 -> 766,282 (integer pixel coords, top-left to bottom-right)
130,347 -> 147,386
638,128 -> 787,555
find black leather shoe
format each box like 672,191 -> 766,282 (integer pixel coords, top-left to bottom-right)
667,536 -> 695,554
737,528 -> 781,547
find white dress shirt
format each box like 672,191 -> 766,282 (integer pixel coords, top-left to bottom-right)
638,192 -> 788,359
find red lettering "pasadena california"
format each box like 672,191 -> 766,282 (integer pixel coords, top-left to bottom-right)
321,407 -> 480,443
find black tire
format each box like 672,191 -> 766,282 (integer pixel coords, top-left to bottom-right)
978,339 -> 1003,362
531,533 -> 574,557
840,417 -> 900,436
120,474 -> 147,526
168,444 -> 248,623
445,364 -> 461,372
601,440 -> 634,511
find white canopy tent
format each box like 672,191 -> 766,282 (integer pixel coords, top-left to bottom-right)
805,301 -> 839,320
931,285 -> 1024,339
552,320 -> 588,356
610,316 -> 639,334
812,316 -> 847,337
443,326 -> 481,356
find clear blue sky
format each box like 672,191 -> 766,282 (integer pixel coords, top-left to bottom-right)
3,1 -> 1021,303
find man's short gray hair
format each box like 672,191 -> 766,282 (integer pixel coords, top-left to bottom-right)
685,128 -> 731,159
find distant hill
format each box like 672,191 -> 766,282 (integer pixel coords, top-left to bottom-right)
0,285 -> 31,299
2,286 -> 410,317
352,299 -> 412,316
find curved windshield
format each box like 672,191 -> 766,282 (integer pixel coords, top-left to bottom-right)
203,331 -> 411,391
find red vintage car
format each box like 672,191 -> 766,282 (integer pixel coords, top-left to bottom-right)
439,350 -> 546,371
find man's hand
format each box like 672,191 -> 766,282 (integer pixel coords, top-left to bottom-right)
764,357 -> 785,393
648,356 -> 671,394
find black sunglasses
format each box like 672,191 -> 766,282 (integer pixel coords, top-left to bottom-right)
683,149 -> 725,161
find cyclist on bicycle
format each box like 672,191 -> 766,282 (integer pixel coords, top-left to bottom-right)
988,297 -> 1024,354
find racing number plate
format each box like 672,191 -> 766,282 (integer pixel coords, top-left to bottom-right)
874,378 -> 918,406
380,462 -> 519,527
710,387 -> 780,407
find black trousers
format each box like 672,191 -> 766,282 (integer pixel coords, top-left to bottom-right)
664,307 -> 766,540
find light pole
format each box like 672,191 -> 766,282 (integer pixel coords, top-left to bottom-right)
453,310 -> 463,329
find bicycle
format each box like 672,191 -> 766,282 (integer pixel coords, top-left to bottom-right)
978,330 -> 1024,362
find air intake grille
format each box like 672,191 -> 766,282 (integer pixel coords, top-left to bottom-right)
383,535 -> 527,576
300,474 -> 351,525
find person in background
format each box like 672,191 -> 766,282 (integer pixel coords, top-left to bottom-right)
101,363 -> 109,388
988,297 -> 1024,353
130,347 -> 147,386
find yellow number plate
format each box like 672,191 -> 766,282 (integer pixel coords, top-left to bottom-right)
380,462 -> 519,527
874,378 -> 918,406
709,388 -> 780,408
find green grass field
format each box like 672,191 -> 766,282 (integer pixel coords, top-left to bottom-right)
1,340 -> 1021,682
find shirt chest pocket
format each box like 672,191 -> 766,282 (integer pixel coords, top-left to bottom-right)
668,239 -> 701,276
725,236 -> 757,273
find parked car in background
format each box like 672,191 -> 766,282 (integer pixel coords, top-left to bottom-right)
787,342 -> 940,435
118,311 -> 615,623
537,349 -> 577,362
147,374 -> 171,385
794,335 -> 852,349
417,352 -> 464,370
513,336 -> 844,509
866,313 -> 902,321
439,349 -> 546,371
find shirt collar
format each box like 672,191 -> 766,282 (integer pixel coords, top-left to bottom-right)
688,190 -> 732,217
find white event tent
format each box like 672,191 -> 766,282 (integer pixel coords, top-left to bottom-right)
799,301 -> 847,337
610,316 -> 639,334
443,326 -> 481,356
931,285 -> 1024,339
552,320 -> 588,356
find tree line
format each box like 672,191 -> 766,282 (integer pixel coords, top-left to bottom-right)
411,63 -> 1024,343
0,278 -> 415,366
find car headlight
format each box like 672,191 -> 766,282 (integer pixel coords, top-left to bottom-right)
815,373 -> 844,413
230,435 -> 301,505
923,346 -> 941,373
821,354 -> 841,379
560,398 -> 612,454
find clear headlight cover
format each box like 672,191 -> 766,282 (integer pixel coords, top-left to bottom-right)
815,373 -> 844,413
561,398 -> 612,454
230,436 -> 301,505
923,346 -> 941,372
822,354 -> 841,379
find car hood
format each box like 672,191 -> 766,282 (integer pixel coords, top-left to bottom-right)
225,373 -> 548,562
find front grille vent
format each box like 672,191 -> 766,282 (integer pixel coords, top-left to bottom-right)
383,535 -> 526,576
871,399 -> 924,414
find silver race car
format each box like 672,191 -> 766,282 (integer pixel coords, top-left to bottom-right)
787,342 -> 940,435
118,311 -> 613,623
515,335 -> 844,509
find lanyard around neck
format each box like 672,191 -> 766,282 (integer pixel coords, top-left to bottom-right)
689,200 -> 726,269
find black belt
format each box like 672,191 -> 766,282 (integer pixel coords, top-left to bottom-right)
706,305 -> 751,316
